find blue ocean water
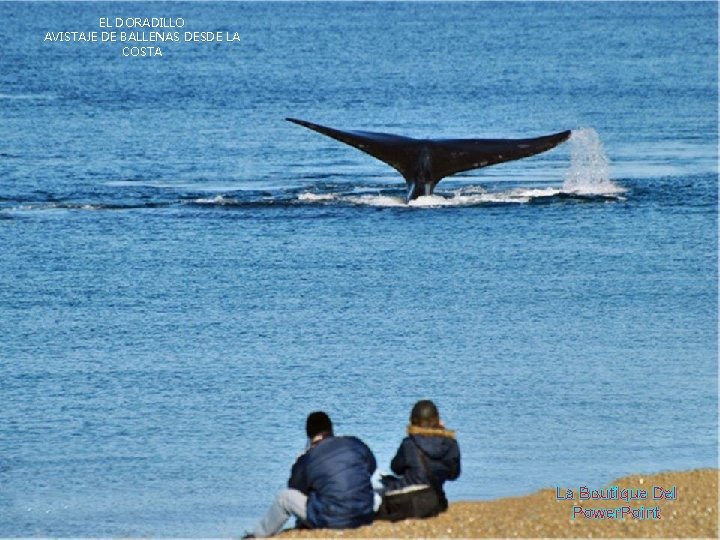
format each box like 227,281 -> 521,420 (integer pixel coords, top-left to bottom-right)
0,1 -> 717,536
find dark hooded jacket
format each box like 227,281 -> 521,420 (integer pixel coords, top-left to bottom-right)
288,435 -> 377,529
382,426 -> 461,507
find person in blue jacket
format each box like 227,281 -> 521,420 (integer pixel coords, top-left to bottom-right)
250,411 -> 377,537
379,400 -> 461,515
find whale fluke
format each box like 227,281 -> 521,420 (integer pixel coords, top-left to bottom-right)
287,118 -> 571,201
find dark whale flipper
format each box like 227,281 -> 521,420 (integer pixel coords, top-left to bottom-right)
287,118 -> 571,201
287,118 -> 421,177
424,132 -> 572,180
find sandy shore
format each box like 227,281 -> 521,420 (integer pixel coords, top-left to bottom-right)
280,468 -> 717,538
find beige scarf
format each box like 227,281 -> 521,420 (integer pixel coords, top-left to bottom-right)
407,424 -> 456,439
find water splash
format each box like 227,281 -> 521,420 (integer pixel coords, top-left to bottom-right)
563,128 -> 624,195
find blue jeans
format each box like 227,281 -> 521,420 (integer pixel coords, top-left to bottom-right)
253,488 -> 308,537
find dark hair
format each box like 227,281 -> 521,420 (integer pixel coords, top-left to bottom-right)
306,411 -> 333,438
410,400 -> 440,428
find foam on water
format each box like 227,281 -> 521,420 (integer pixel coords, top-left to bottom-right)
299,183 -> 622,208
347,194 -> 418,207
190,195 -> 243,205
298,192 -> 338,202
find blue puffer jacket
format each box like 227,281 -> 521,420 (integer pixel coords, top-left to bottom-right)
288,435 -> 377,529
383,426 -> 461,505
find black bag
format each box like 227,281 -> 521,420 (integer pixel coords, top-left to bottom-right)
375,438 -> 446,522
375,485 -> 442,522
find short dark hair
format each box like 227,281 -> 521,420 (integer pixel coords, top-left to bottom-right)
306,411 -> 333,438
410,400 -> 440,428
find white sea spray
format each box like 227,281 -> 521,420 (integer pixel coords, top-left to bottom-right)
563,128 -> 624,195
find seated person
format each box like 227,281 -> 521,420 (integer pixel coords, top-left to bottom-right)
377,400 -> 461,519
249,411 -> 376,537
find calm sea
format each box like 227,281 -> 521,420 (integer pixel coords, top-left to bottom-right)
0,1 -> 717,536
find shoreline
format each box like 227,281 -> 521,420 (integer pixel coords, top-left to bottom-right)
280,468 -> 718,538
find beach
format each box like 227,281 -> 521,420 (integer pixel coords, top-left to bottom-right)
280,469 -> 718,538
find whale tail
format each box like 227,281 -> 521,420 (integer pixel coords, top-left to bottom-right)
287,118 -> 571,201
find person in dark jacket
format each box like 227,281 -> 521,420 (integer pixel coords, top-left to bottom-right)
380,400 -> 461,513
250,411 -> 377,537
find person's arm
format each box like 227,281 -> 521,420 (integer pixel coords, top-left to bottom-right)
363,440 -> 377,474
288,453 -> 310,494
446,440 -> 461,481
390,438 -> 410,475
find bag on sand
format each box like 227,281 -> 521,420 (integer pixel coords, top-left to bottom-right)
375,484 -> 442,522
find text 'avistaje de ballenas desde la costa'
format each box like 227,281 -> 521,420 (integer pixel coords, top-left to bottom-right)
43,16 -> 241,58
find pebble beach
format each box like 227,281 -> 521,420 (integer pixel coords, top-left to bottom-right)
280,469 -> 718,538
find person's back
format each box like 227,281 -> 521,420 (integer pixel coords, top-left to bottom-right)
290,434 -> 376,528
380,400 -> 461,513
385,425 -> 460,507
250,411 -> 376,537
